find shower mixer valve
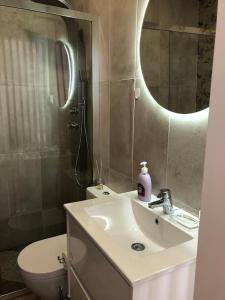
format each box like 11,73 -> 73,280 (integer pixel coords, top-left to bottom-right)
67,122 -> 79,129
69,107 -> 79,114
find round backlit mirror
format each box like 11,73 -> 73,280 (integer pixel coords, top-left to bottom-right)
140,0 -> 218,114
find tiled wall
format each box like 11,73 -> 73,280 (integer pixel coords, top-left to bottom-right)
71,0 -> 210,212
197,0 -> 217,110
141,0 -> 199,113
141,0 -> 217,114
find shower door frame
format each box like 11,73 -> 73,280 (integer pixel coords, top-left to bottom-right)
0,0 -> 100,183
0,1 -> 99,299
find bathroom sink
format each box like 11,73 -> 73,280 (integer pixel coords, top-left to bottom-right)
85,197 -> 192,255
65,193 -> 198,285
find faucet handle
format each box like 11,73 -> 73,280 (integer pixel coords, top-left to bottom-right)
149,188 -> 173,215
69,107 -> 79,114
157,190 -> 164,199
157,188 -> 169,198
148,199 -> 164,208
157,188 -> 173,207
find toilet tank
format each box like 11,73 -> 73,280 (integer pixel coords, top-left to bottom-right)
86,185 -> 117,199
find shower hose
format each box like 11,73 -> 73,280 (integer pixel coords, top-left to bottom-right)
74,99 -> 92,189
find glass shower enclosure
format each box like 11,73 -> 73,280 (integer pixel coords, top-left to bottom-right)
0,1 -> 97,298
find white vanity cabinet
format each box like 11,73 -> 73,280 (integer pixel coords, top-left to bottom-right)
65,194 -> 197,300
69,267 -> 91,300
67,214 -> 132,300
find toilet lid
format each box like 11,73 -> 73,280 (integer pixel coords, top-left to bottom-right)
18,234 -> 67,279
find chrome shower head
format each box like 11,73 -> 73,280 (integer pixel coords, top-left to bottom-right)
32,0 -> 71,9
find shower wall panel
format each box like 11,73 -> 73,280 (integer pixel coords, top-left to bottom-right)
0,7 -> 90,251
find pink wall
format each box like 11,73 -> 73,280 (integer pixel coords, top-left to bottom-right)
194,1 -> 225,299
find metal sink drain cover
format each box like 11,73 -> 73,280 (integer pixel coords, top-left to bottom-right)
131,242 -> 145,251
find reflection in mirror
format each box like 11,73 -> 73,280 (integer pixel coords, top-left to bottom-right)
141,0 -> 218,114
55,41 -> 72,108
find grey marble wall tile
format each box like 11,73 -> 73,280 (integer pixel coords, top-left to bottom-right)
8,153 -> 42,217
69,0 -> 90,11
166,115 -> 208,211
99,82 -> 110,175
0,155 -> 10,221
148,87 -> 159,104
110,0 -> 138,80
159,87 -> 169,109
108,169 -> 134,193
170,84 -> 197,114
141,28 -> 169,107
170,32 -> 198,86
41,152 -> 86,207
159,0 -> 199,27
102,167 -> 110,185
42,207 -> 66,238
89,0 -> 110,82
0,212 -> 43,250
41,153 -> 61,210
59,155 -> 85,203
0,86 -> 10,153
199,0 -> 218,30
197,35 -> 215,111
8,212 -> 43,248
133,79 -> 169,194
159,31 -> 170,87
110,79 -> 135,177
0,219 -> 11,250
143,0 -> 159,24
141,29 -> 161,88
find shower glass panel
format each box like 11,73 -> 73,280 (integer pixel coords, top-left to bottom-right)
0,4 -> 92,297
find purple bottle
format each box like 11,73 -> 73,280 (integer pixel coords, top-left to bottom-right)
137,162 -> 152,202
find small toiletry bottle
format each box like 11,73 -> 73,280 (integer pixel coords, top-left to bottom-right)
137,162 -> 152,202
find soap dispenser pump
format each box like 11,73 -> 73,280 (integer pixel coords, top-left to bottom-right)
137,161 -> 152,202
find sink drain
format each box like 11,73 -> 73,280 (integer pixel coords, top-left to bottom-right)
131,243 -> 145,251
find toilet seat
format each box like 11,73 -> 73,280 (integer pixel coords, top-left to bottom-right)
18,234 -> 67,280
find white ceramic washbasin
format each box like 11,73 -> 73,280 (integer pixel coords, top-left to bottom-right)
65,193 -> 198,285
85,197 -> 192,255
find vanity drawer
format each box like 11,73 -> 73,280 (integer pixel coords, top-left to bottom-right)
68,215 -> 132,300
69,267 -> 91,300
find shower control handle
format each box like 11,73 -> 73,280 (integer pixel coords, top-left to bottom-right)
69,107 -> 79,114
67,122 -> 79,129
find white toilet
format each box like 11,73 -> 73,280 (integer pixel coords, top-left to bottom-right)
17,186 -> 115,299
18,234 -> 67,300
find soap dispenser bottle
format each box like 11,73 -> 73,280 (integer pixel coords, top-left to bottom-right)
137,162 -> 152,202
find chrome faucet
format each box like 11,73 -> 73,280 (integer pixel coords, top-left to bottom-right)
148,188 -> 173,215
